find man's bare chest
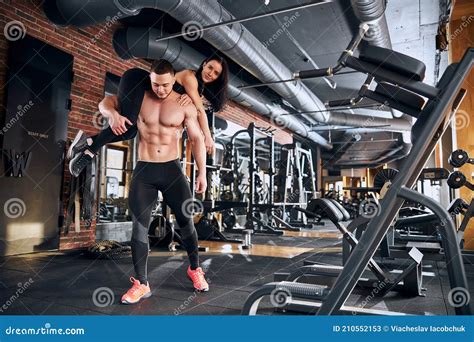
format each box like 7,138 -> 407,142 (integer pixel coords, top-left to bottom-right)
139,92 -> 185,128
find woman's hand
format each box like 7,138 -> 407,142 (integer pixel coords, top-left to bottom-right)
177,94 -> 193,106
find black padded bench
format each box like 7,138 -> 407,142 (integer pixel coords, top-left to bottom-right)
359,45 -> 426,81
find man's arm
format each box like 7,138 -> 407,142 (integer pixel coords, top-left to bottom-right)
98,95 -> 119,118
184,105 -> 207,193
98,95 -> 132,135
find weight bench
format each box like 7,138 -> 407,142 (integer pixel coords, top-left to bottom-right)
279,199 -> 424,297
243,30 -> 474,315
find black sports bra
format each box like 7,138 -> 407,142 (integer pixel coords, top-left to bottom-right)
173,70 -> 205,96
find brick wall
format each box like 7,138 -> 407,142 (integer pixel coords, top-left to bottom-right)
0,0 -> 293,251
0,0 -> 151,251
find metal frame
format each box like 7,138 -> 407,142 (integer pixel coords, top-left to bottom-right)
318,48 -> 474,316
246,123 -> 283,235
242,46 -> 474,316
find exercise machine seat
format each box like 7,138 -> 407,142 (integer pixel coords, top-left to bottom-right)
375,82 -> 425,111
308,199 -> 344,223
359,46 -> 426,81
327,199 -> 351,221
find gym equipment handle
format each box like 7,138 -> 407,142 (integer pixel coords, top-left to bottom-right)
293,23 -> 369,80
326,99 -> 354,107
294,68 -> 330,79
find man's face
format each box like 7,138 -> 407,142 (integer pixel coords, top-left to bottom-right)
150,72 -> 175,98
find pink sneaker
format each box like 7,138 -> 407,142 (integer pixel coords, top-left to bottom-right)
121,277 -> 151,304
187,266 -> 209,292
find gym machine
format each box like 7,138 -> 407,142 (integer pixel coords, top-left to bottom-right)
244,123 -> 283,235
242,24 -> 473,315
271,198 -> 425,314
274,142 -> 317,228
185,127 -> 246,243
381,151 -> 474,260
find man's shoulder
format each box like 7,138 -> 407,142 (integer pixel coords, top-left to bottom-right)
183,103 -> 197,117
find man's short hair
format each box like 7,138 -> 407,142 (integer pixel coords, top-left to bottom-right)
150,59 -> 175,75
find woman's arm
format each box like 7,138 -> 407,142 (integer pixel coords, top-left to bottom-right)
176,70 -> 215,154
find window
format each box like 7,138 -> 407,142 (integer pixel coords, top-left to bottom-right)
105,146 -> 127,186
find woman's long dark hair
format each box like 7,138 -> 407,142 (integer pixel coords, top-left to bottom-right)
196,55 -> 229,112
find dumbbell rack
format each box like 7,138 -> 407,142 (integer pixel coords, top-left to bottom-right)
448,149 -> 474,245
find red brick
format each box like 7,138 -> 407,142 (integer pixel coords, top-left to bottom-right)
0,0 -> 293,250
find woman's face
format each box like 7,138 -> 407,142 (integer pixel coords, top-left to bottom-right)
201,60 -> 222,83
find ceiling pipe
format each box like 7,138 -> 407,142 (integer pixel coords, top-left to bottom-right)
43,1 -> 326,121
343,0 -> 414,166
336,132 -> 412,167
350,0 -> 391,49
43,0 -> 415,161
112,26 -> 332,148
326,111 -> 411,131
43,0 -> 410,145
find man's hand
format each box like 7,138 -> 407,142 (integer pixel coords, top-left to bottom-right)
177,94 -> 193,106
204,135 -> 216,155
109,112 -> 133,135
195,174 -> 207,194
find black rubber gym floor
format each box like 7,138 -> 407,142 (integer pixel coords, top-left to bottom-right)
1,220 -> 473,315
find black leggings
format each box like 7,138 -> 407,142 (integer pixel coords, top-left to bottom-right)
128,160 -> 199,284
89,68 -> 149,153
